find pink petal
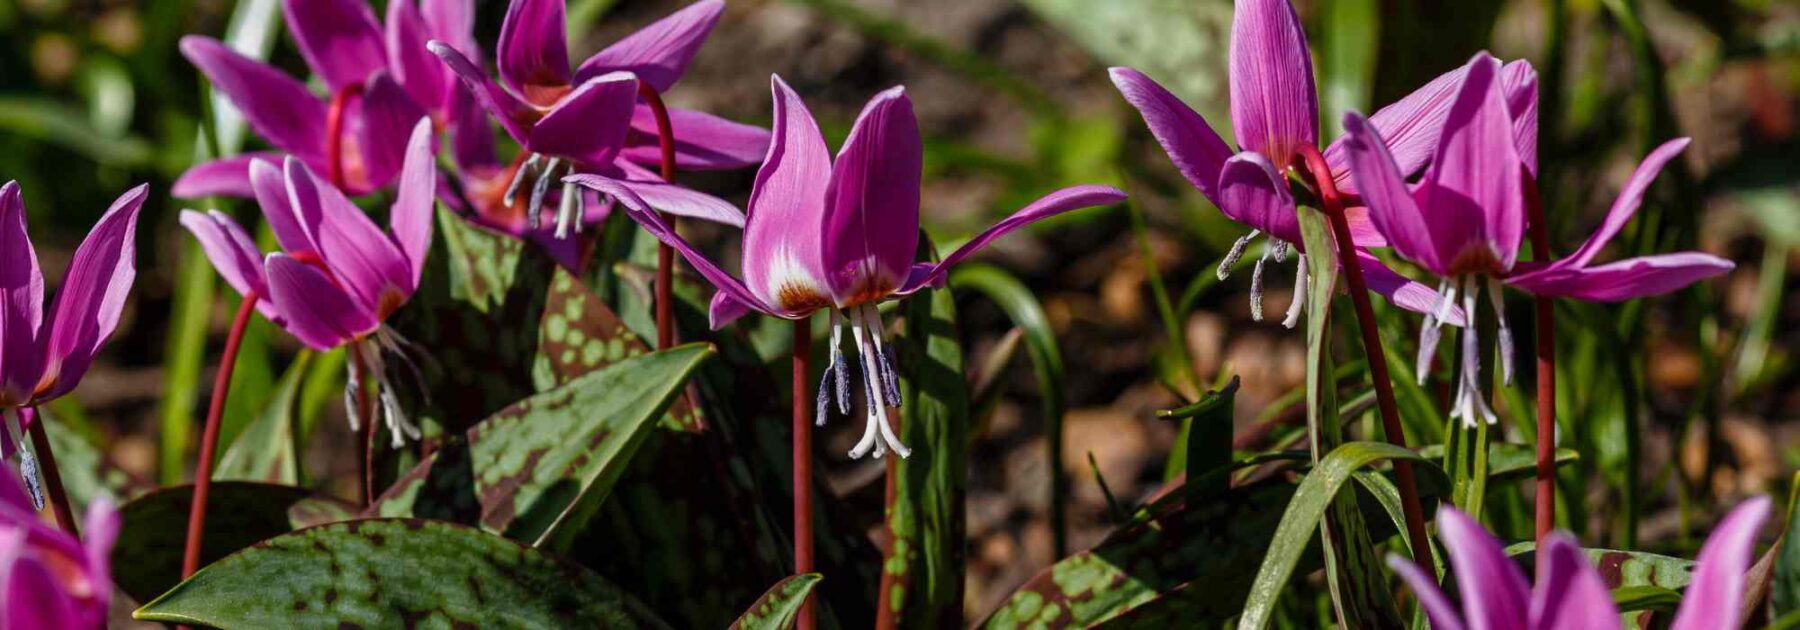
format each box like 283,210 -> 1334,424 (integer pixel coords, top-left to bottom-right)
80,495 -> 118,614
390,119 -> 438,288
5,549 -> 78,630
285,160 -> 412,316
179,36 -> 326,161
282,0 -> 386,90
421,0 -> 477,60
387,0 -> 451,116
1108,66 -> 1232,204
1501,61 -> 1539,177
0,183 -> 44,405
1531,534 -> 1623,630
1216,152 -> 1300,244
622,105 -> 770,171
356,71 -> 430,190
264,254 -> 378,350
741,75 -> 833,316
586,160 -> 744,227
1325,59 -> 1538,193
709,291 -> 753,329
1560,138 -> 1691,269
449,87 -> 499,173
178,210 -> 283,325
1387,555 -> 1468,630
1229,0 -> 1317,169
496,0 -> 570,103
172,152 -> 285,200
1342,111 -> 1442,273
430,40 -> 536,145
1670,497 -> 1772,630
252,158 -> 318,257
1358,251 -> 1465,324
1506,252 -> 1733,302
573,0 -> 724,93
38,185 -> 146,401
529,72 -> 639,166
1438,506 -> 1532,630
1416,52 -> 1524,273
899,185 -> 1127,295
821,86 -> 921,306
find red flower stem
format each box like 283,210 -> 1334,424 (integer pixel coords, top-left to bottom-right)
791,319 -> 817,630
344,341 -> 378,506
637,83 -> 679,350
325,85 -> 365,191
1522,176 -> 1557,542
182,290 -> 259,577
1297,145 -> 1433,569
22,408 -> 77,537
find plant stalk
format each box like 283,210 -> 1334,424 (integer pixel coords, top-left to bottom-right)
792,319 -> 816,630
637,83 -> 679,350
1523,176 -> 1557,542
182,291 -> 260,579
325,85 -> 365,191
23,408 -> 77,538
1297,145 -> 1433,568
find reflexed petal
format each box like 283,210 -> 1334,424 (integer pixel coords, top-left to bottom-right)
622,105 -> 770,170
173,153 -> 284,200
1416,52 -> 1524,273
1229,0 -> 1318,167
387,0 -> 451,115
38,185 -> 146,401
286,160 -> 412,314
0,182 -> 44,404
178,210 -> 282,324
529,72 -> 639,165
1387,555 -> 1468,630
1438,506 -> 1531,630
1359,251 -> 1465,324
282,0 -> 386,89
179,37 -> 326,161
497,0 -> 570,103
1108,67 -> 1233,203
573,0 -> 724,92
584,161 -> 744,227
390,119 -> 438,287
742,75 -> 833,315
898,185 -> 1127,295
709,291 -> 754,329
1559,138 -> 1690,269
430,41 -> 536,144
1217,152 -> 1299,244
1342,111 -> 1441,272
821,86 -> 921,306
1670,497 -> 1772,630
1506,252 -> 1733,302
264,254 -> 378,350
356,71 -> 430,190
1531,534 -> 1623,630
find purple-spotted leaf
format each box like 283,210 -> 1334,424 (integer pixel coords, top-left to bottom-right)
730,573 -> 823,630
368,343 -> 712,550
133,519 -> 669,628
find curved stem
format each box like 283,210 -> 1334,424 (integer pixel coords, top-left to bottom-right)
183,291 -> 259,577
22,408 -> 77,537
1522,176 -> 1557,542
637,83 -> 679,350
791,319 -> 816,630
1296,145 -> 1434,569
325,84 -> 366,191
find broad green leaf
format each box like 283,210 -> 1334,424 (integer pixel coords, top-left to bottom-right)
731,574 -> 824,630
369,343 -> 712,550
949,263 -> 1068,556
134,519 -> 670,628
1503,541 -> 1695,590
110,482 -> 352,604
1612,585 -> 1681,612
882,261 -> 970,628
1774,472 -> 1800,615
217,351 -> 311,484
1155,376 -> 1238,494
1239,442 -> 1429,630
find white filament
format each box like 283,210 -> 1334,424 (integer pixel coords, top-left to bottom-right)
1281,255 -> 1308,329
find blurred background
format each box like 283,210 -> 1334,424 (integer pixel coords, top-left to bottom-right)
2,0 -> 1797,622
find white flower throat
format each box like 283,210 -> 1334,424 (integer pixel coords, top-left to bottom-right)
815,304 -> 910,459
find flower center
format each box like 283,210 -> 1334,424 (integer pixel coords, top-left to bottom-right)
814,304 -> 909,459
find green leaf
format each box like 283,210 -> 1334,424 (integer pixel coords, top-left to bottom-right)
1773,472 -> 1800,615
110,482 -> 352,604
1239,442 -> 1429,630
133,519 -> 670,628
1502,541 -> 1695,590
1416,442 -> 1580,484
882,263 -> 970,628
731,574 -> 824,630
1612,585 -> 1681,612
949,263 -> 1068,556
216,351 -> 310,484
370,343 -> 713,551
37,410 -> 145,513
1155,376 -> 1238,493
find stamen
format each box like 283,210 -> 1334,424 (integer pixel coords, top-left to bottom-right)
1250,245 -> 1271,322
1486,275 -> 1514,386
343,352 -> 366,433
831,315 -> 851,417
814,362 -> 834,425
5,414 -> 41,510
1270,239 -> 1290,264
504,154 -> 542,212
529,157 -> 563,231
1415,278 -> 1456,385
1452,276 -> 1497,426
857,305 -> 902,407
847,313 -> 880,459
846,307 -> 910,459
1218,230 -> 1260,280
555,180 -> 584,239
1281,255 -> 1308,328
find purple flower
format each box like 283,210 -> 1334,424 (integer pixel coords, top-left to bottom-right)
0,467 -> 117,630
573,76 -> 1125,459
1108,0 -> 1535,326
1341,52 -> 1733,425
1393,498 -> 1770,630
174,0 -> 481,198
180,119 -> 437,447
429,0 -> 768,238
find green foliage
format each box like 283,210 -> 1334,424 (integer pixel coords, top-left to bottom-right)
732,574 -> 824,630
216,351 -> 311,484
111,482 -> 348,604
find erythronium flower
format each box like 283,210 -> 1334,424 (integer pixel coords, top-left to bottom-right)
0,182 -> 145,508
0,468 -> 117,629
573,76 -> 1126,459
1392,498 -> 1769,630
174,0 -> 482,198
430,0 -> 767,238
180,119 -> 437,448
1108,0 -> 1535,326
1342,52 -> 1734,426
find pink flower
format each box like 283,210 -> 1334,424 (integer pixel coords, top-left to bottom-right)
0,468 -> 118,630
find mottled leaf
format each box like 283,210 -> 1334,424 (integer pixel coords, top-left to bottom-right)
110,482 -> 349,604
732,573 -> 824,630
1503,541 -> 1695,589
134,519 -> 670,628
